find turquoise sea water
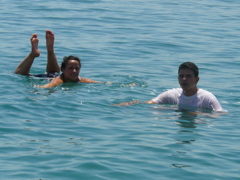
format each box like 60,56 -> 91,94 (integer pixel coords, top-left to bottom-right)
1,0 -> 240,179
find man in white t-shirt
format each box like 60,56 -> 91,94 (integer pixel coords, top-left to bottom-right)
115,62 -> 223,112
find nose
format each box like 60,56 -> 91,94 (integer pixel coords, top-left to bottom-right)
179,75 -> 190,80
73,68 -> 77,72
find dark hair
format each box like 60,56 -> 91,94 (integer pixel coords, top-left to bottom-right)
178,62 -> 199,77
61,55 -> 81,71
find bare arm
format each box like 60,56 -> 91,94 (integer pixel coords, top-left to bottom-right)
113,100 -> 156,106
35,76 -> 100,88
35,76 -> 63,88
80,77 -> 101,83
144,100 -> 157,104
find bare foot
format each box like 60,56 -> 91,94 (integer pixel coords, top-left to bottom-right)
30,33 -> 40,57
46,30 -> 54,53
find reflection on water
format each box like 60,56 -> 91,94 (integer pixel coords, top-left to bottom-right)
150,105 -> 216,170
176,111 -> 199,129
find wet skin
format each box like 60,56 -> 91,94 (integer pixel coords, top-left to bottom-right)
178,69 -> 199,96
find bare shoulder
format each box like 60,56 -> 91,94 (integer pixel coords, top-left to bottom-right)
80,77 -> 100,83
50,76 -> 64,84
39,76 -> 63,88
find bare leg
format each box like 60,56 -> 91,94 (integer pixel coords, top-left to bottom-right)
14,34 -> 40,75
46,30 -> 60,73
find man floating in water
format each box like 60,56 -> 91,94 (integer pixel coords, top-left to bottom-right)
15,30 -> 99,88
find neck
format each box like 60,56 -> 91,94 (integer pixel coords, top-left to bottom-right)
183,87 -> 198,96
60,74 -> 66,82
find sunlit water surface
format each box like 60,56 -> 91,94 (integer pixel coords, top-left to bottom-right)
0,0 -> 239,179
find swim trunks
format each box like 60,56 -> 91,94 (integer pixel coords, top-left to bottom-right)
28,72 -> 60,78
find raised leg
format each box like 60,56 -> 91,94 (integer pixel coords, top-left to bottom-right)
14,34 -> 40,75
46,30 -> 60,73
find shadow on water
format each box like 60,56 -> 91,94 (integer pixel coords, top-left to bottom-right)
150,105 -> 219,169
175,110 -> 200,129
151,105 -> 218,128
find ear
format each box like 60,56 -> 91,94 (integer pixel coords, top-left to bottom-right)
196,76 -> 199,83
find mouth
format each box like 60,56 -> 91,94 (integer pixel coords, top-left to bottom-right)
71,74 -> 78,77
181,83 -> 188,86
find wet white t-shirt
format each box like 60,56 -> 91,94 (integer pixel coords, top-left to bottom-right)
152,88 -> 223,111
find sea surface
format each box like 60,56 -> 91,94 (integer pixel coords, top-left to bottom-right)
0,0 -> 240,179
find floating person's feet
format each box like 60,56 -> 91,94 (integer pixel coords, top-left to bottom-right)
30,33 -> 40,57
46,30 -> 55,53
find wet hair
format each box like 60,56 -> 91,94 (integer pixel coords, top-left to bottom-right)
61,55 -> 81,71
178,62 -> 199,77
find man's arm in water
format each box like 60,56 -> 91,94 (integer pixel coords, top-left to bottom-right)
113,100 -> 156,106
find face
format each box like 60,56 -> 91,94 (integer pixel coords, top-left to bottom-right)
178,69 -> 199,94
62,60 -> 80,82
